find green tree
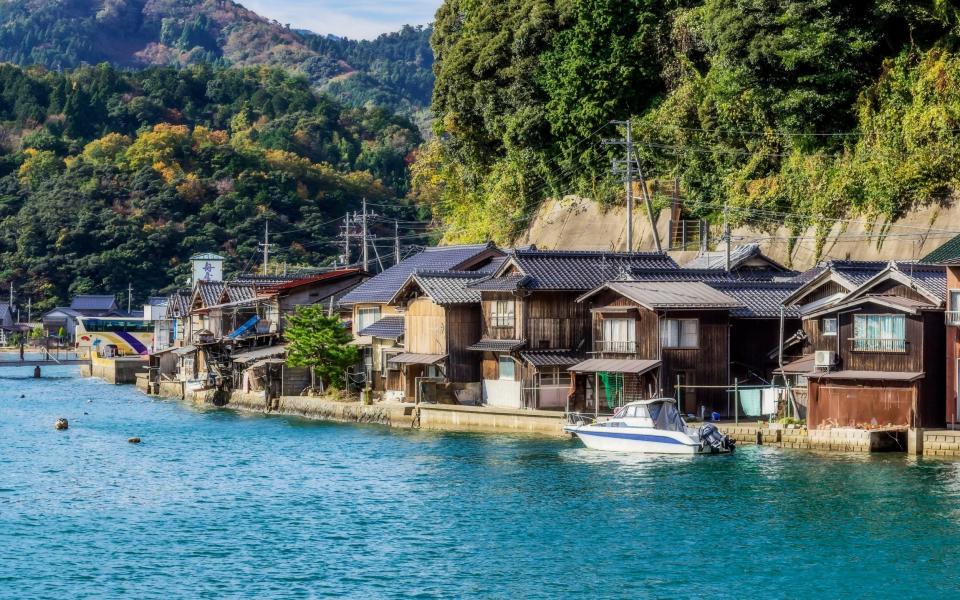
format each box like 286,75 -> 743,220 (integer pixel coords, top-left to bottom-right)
285,305 -> 358,392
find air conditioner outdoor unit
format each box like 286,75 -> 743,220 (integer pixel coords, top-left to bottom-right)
815,350 -> 836,369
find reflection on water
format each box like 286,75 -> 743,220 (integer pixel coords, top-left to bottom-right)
3,367 -> 960,598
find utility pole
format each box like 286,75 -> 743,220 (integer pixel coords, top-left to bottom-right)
343,212 -> 351,266
361,198 -> 368,272
127,283 -> 132,315
26,297 -> 31,323
724,201 -> 731,272
394,219 -> 400,266
603,120 -> 661,253
8,282 -> 12,308
259,220 -> 273,275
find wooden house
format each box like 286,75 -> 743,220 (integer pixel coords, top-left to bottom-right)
784,262 -> 946,429
573,281 -> 742,416
385,271 -> 487,402
920,236 -> 960,426
467,250 -> 679,410
339,243 -> 504,391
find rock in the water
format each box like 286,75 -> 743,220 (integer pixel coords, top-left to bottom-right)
54,418 -> 68,430
128,437 -> 141,444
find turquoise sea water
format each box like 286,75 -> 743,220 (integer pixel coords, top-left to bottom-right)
2,367 -> 960,598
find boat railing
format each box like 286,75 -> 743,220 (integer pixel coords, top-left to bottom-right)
565,412 -> 596,426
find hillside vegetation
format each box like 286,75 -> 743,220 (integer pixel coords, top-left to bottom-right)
0,63 -> 422,310
417,0 -> 960,252
0,0 -> 434,118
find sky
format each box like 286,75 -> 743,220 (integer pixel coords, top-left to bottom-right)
239,0 -> 442,40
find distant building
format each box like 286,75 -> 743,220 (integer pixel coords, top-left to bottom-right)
41,307 -> 83,341
191,253 -> 225,284
70,295 -> 121,317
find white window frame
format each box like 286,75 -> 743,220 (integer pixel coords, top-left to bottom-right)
852,313 -> 906,352
660,318 -> 698,349
492,299 -> 515,328
822,317 -> 838,337
498,355 -> 517,381
602,318 -> 636,352
357,306 -> 381,332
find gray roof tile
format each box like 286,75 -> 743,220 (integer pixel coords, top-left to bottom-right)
358,316 -> 405,339
499,250 -> 679,291
706,281 -> 803,318
408,271 -> 486,305
467,339 -> 525,352
341,243 -> 499,305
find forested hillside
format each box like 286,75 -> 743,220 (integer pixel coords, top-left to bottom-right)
417,0 -> 960,251
0,0 -> 434,118
0,63 -> 423,309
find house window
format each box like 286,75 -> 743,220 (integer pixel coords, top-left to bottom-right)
822,317 -> 838,336
950,291 -> 960,325
660,319 -> 698,348
602,318 -> 636,352
498,355 -> 516,381
357,307 -> 381,331
492,300 -> 515,328
853,314 -> 906,352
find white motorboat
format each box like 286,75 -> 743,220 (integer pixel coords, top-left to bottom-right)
564,398 -> 735,454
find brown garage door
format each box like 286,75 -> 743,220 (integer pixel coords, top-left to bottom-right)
814,385 -> 914,428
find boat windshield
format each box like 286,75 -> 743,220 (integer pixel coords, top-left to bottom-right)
647,401 -> 686,432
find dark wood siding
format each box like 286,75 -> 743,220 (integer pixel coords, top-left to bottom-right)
798,280 -> 846,305
660,310 -> 730,414
730,317 -> 801,380
445,304 -> 482,383
480,292 -> 520,340
838,305 -> 923,372
524,291 -> 592,351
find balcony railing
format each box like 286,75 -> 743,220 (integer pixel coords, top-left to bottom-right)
947,311 -> 960,326
850,338 -> 907,353
594,340 -> 636,354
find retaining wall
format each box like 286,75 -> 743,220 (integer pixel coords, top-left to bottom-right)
922,430 -> 960,457
418,404 -> 566,437
807,428 -> 906,452
86,355 -> 147,384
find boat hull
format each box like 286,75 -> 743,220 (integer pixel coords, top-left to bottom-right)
565,426 -> 704,454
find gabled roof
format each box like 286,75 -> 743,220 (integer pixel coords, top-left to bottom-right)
263,269 -> 366,294
340,243 -> 502,305
578,281 -> 742,310
489,250 -> 679,291
783,260 -> 889,306
683,243 -> 791,272
42,306 -> 82,319
629,267 -> 796,283
225,283 -> 257,303
193,281 -> 226,308
468,274 -> 532,291
70,295 -> 118,311
706,281 -> 803,318
392,270 -> 487,305
921,234 -> 960,265
805,293 -> 936,319
167,290 -> 191,318
843,262 -> 945,306
358,316 -> 405,339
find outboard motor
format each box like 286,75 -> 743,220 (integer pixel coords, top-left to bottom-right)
698,423 -> 736,453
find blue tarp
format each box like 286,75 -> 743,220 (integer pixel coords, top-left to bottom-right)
226,315 -> 260,339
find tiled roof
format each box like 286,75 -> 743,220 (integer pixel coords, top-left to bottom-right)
519,349 -> 585,367
147,296 -> 168,306
358,316 -> 405,339
405,271 -> 487,305
629,268 -> 793,282
195,281 -> 226,308
340,243 -> 499,305
891,262 -> 946,300
683,243 -> 790,272
921,233 -> 960,264
467,339 -> 525,352
468,274 -> 531,291
791,260 -> 888,286
70,295 -> 118,311
706,281 -> 803,318
501,250 -> 679,291
226,283 -> 257,303
167,290 -> 190,317
584,281 -> 742,309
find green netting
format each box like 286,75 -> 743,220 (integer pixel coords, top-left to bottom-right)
598,371 -> 623,410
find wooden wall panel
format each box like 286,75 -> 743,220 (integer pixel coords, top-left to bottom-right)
838,306 -> 922,372
406,297 -> 445,355
445,304 -> 482,383
660,311 -> 729,414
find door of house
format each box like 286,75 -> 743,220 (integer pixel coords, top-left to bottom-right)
675,371 -> 696,415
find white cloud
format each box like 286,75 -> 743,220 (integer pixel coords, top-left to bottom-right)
238,0 -> 441,39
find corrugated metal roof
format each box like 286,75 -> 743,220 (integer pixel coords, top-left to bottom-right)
388,352 -> 446,365
358,316 -> 405,339
568,358 -> 661,374
775,354 -> 816,375
467,339 -> 525,352
340,243 -> 499,305
231,345 -> 287,364
502,250 -> 679,291
519,350 -> 585,367
587,281 -> 742,309
812,370 -> 924,382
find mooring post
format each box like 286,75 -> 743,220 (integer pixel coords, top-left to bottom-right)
33,366 -> 40,378
734,378 -> 739,425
